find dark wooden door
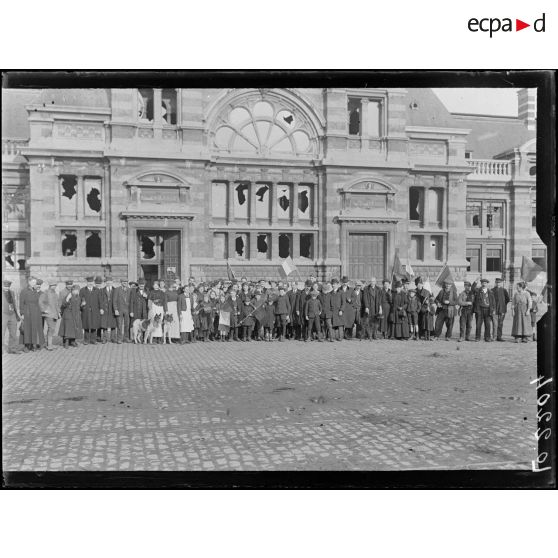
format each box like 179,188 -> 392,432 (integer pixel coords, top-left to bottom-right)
140,265 -> 158,289
161,231 -> 180,281
348,233 -> 385,281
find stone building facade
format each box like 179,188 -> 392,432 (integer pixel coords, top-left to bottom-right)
2,87 -> 543,287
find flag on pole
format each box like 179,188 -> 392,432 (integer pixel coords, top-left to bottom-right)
521,255 -> 544,282
226,260 -> 236,281
435,263 -> 454,287
405,260 -> 415,278
392,252 -> 409,282
281,256 -> 297,277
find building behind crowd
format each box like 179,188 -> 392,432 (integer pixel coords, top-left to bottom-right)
2,87 -> 543,288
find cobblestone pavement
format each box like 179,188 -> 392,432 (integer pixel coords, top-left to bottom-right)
3,326 -> 538,471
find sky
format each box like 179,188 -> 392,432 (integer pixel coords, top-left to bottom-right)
432,88 -> 521,117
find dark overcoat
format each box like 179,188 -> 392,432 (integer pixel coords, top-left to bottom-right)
113,286 -> 131,314
339,286 -> 355,328
99,287 -> 118,329
130,287 -> 149,320
239,292 -> 256,326
351,290 -> 364,325
379,288 -> 392,333
59,293 -> 83,339
390,290 -> 410,338
20,287 -> 45,345
329,289 -> 346,327
362,285 -> 382,318
80,286 -> 102,330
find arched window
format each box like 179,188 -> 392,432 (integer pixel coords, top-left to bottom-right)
213,99 -> 314,156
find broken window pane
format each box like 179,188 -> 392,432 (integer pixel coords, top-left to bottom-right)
277,184 -> 290,220
348,98 -> 361,135
235,233 -> 248,259
486,202 -> 503,229
255,184 -> 270,219
278,233 -> 291,258
138,88 -> 154,121
61,231 -> 77,257
298,185 -> 311,220
409,187 -> 422,221
162,88 -> 177,125
213,233 -> 227,259
212,183 -> 227,218
140,235 -> 156,259
300,234 -> 313,259
60,175 -> 77,216
4,239 -> 26,270
234,183 -> 249,220
256,233 -> 270,260
466,201 -> 481,228
86,231 -> 102,258
84,178 -> 102,214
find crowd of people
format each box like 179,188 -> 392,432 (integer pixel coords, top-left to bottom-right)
2,273 -> 539,355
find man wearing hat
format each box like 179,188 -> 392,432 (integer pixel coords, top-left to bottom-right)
362,277 -> 382,340
2,279 -> 22,354
457,281 -> 475,342
58,280 -> 74,309
20,277 -> 45,351
99,276 -> 118,343
329,278 -> 346,341
80,276 -> 102,345
340,275 -> 355,339
319,282 -> 334,341
473,278 -> 495,342
130,278 -> 149,325
433,281 -> 458,341
295,280 -> 313,340
491,277 -> 510,341
414,277 -> 430,339
39,279 -> 61,350
113,278 -> 132,343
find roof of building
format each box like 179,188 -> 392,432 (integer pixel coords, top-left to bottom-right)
2,89 -> 40,139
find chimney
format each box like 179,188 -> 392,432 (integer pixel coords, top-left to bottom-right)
517,88 -> 536,131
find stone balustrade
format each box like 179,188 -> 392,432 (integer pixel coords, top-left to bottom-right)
2,138 -> 28,157
467,158 -> 511,176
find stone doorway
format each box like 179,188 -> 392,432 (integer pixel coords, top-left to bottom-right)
347,233 -> 386,281
137,230 -> 181,284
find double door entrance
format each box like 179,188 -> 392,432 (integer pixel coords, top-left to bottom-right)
347,233 -> 386,281
137,230 -> 181,288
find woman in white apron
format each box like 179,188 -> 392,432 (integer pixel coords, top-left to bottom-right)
148,281 -> 166,342
165,284 -> 181,341
178,286 -> 194,343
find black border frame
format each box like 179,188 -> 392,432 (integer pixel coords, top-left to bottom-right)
2,70 -> 556,489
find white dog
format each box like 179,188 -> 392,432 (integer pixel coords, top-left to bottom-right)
131,314 -> 162,344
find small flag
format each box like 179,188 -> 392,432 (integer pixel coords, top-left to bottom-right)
392,252 -> 409,282
405,260 -> 415,278
521,255 -> 544,282
218,310 -> 230,327
435,264 -> 454,287
281,256 -> 297,277
226,260 -> 236,281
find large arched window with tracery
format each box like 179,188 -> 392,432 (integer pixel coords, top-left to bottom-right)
212,96 -> 317,158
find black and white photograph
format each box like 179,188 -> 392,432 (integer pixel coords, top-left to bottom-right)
1,72 -> 554,487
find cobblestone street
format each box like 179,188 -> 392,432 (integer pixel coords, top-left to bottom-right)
3,329 -> 538,471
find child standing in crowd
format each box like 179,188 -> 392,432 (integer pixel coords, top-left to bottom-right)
227,289 -> 241,341
216,293 -> 229,342
262,293 -> 276,341
199,293 -> 213,342
275,286 -> 291,341
304,290 -> 323,342
240,284 -> 256,341
424,296 -> 437,340
252,288 -> 267,341
407,288 -> 421,341
529,291 -> 538,342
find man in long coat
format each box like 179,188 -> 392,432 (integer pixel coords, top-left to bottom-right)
362,277 -> 382,340
434,281 -> 458,340
20,277 -> 45,351
129,278 -> 149,322
414,276 -> 431,339
295,281 -> 312,340
390,281 -> 410,339
379,279 -> 392,338
59,284 -> 83,347
329,278 -> 345,341
39,279 -> 61,350
80,276 -> 102,345
340,275 -> 356,339
113,278 -> 132,343
99,276 -> 117,343
473,278 -> 495,342
2,279 -> 22,354
491,277 -> 510,341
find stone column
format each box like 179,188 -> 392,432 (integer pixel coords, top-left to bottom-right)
291,183 -> 299,225
77,176 -> 85,220
249,232 -> 258,260
227,181 -> 235,225
248,182 -> 256,225
292,232 -> 300,260
311,183 -> 318,227
228,230 -> 236,261
422,186 -> 429,228
270,182 -> 278,225
271,231 -> 279,260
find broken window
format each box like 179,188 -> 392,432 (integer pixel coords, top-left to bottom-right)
4,239 -> 26,270
299,234 -> 313,259
486,202 -> 503,229
278,233 -> 291,258
140,235 -> 156,259
256,233 -> 270,260
161,88 -> 177,125
234,183 -> 249,220
409,187 -> 422,221
298,185 -> 311,220
61,231 -> 77,257
348,98 -> 361,135
466,201 -> 481,228
84,178 -> 102,214
235,233 -> 248,259
213,233 -> 227,259
255,184 -> 270,219
429,236 -> 443,261
211,182 -> 227,218
4,186 -> 26,220
138,88 -> 154,121
60,175 -> 77,216
277,184 -> 290,220
86,231 -> 102,258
